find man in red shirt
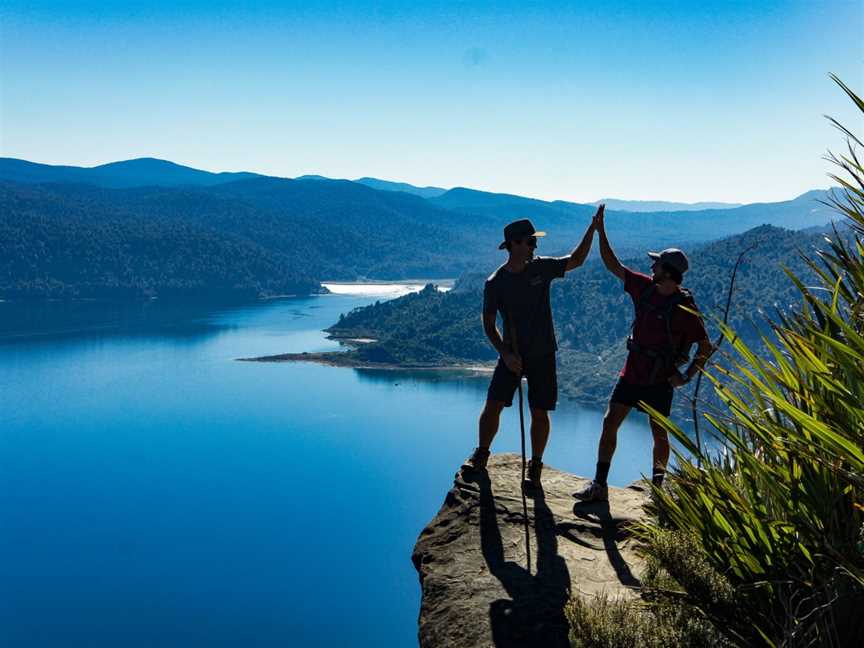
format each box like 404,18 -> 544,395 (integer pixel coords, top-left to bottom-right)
575,207 -> 713,502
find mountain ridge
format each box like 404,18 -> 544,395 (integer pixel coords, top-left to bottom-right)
592,198 -> 742,212
1,157 -> 834,220
0,157 -> 264,189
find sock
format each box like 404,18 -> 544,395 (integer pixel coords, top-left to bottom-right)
531,454 -> 542,464
652,470 -> 666,487
595,461 -> 611,485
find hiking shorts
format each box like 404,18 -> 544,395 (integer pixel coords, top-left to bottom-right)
487,353 -> 558,411
610,378 -> 674,417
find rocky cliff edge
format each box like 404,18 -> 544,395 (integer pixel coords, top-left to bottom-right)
412,453 -> 649,648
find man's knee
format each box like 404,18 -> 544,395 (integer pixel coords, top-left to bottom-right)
603,403 -> 629,431
529,407 -> 550,424
482,400 -> 506,418
651,425 -> 669,443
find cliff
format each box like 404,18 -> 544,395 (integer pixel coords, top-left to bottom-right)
412,454 -> 649,648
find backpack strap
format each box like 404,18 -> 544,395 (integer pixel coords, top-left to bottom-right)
661,290 -> 688,346
630,284 -> 657,334
628,285 -> 693,383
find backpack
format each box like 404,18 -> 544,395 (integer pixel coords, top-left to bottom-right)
626,284 -> 695,383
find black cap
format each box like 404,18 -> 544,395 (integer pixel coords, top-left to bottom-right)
499,219 -> 547,250
648,248 -> 689,274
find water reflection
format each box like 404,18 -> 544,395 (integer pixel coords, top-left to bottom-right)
358,366 -> 508,399
0,299 -> 245,346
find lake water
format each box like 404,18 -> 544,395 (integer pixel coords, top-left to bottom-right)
0,287 -> 655,647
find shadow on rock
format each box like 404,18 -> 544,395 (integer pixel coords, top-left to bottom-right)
559,500 -> 641,588
464,470 -> 572,648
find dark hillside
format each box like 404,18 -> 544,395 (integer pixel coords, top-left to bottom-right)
0,182 -> 319,299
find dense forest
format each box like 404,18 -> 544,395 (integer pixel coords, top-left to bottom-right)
328,224 -> 833,405
0,179 -> 484,299
0,182 -> 321,299
0,156 -> 838,300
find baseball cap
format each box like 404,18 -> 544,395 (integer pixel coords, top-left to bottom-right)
648,248 -> 689,274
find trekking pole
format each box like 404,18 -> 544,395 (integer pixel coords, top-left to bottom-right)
508,312 -> 527,487
690,243 -> 756,465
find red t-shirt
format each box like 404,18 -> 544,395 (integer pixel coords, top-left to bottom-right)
620,269 -> 708,385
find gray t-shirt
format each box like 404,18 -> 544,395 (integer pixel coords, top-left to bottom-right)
482,256 -> 568,358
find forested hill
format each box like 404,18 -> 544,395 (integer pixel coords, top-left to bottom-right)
0,178 -> 488,299
0,181 -> 321,299
428,187 -> 836,257
327,225 -> 831,404
0,155 -> 839,301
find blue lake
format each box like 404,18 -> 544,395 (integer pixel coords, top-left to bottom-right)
0,290 -> 656,647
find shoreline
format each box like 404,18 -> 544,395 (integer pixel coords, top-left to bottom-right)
320,278 -> 454,286
237,351 -> 494,374
238,350 -> 696,414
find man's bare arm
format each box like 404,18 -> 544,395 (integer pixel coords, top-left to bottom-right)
594,206 -> 627,281
670,337 -> 714,387
482,311 -> 522,375
482,312 -> 508,355
564,217 -> 596,272
686,337 -> 714,380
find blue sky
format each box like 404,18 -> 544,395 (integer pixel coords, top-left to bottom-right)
1,1 -> 862,202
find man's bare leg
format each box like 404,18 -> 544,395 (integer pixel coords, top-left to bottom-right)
529,407 -> 550,458
593,401 -> 631,486
464,399 -> 507,471
523,407 -> 550,485
575,402 -> 632,500
479,399 -> 506,449
598,402 -> 632,464
649,419 -> 670,486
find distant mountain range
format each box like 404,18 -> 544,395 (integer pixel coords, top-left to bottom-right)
0,156 -> 815,213
0,156 -> 841,300
0,157 -> 263,189
592,198 -> 742,212
295,175 -> 448,199
354,177 -> 448,199
425,186 -> 835,255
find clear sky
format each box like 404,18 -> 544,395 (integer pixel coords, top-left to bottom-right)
1,1 -> 862,203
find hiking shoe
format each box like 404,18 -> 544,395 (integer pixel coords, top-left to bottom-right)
525,459 -> 543,486
463,447 -> 490,471
573,480 -> 608,502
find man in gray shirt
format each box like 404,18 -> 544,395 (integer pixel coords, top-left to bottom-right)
464,210 -> 600,486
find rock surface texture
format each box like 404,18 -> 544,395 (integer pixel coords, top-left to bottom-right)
412,453 -> 649,648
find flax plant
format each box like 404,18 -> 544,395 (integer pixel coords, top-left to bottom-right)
567,79 -> 864,648
634,77 -> 864,647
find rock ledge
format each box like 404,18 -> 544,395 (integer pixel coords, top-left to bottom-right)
412,453 -> 648,648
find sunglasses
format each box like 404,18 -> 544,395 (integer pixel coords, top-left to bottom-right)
513,236 -> 538,248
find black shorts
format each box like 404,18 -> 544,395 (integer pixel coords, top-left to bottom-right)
487,353 -> 558,411
610,378 -> 674,417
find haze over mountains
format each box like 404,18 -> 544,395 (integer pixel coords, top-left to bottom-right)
0,157 -> 263,189
591,198 -> 742,212
0,157 -> 839,300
